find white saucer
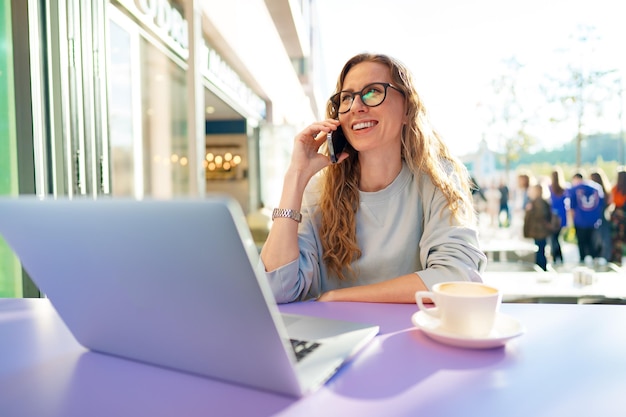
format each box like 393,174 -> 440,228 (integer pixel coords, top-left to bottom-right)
411,311 -> 525,349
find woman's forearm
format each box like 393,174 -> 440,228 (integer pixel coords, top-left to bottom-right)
261,120 -> 340,272
317,273 -> 428,303
260,169 -> 310,271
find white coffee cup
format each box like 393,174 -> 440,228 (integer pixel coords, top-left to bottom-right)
415,281 -> 502,337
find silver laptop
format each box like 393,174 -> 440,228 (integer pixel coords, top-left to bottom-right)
0,196 -> 378,397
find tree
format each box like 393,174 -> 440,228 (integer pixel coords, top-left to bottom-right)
542,25 -> 619,167
477,56 -> 536,179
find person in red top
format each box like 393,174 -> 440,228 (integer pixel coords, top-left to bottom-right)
610,168 -> 626,263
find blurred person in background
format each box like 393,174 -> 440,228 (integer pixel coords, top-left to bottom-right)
548,167 -> 569,264
568,172 -> 604,263
610,168 -> 626,264
498,179 -> 510,228
484,181 -> 502,227
589,169 -> 612,263
517,172 -> 531,211
523,184 -> 553,271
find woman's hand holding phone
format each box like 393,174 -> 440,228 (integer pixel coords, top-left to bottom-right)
327,125 -> 348,164
288,120 -> 343,181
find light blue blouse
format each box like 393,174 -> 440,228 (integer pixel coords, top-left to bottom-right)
264,163 -> 487,303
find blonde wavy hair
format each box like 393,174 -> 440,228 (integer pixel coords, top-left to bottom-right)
318,53 -> 475,281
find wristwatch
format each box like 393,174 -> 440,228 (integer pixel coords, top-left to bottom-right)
272,208 -> 302,223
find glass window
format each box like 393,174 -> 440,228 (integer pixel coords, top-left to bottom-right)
0,0 -> 22,297
140,36 -> 189,197
108,8 -> 189,198
109,18 -> 138,197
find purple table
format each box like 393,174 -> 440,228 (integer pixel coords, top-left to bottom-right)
1,298 -> 625,417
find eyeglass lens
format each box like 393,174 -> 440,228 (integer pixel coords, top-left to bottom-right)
336,83 -> 389,114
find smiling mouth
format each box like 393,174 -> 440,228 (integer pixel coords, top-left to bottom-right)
352,121 -> 377,131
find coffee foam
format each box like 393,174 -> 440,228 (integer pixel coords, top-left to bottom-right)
438,282 -> 498,296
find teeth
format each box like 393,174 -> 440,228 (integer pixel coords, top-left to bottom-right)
353,121 -> 376,130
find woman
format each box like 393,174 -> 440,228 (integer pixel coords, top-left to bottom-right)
548,167 -> 569,263
610,168 -> 626,263
484,181 -> 502,227
260,53 -> 486,303
517,172 -> 532,211
523,184 -> 552,271
590,168 -> 612,262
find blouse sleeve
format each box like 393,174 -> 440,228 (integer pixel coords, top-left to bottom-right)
415,176 -> 487,289
261,182 -> 325,303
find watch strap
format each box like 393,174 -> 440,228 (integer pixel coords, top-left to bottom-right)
272,208 -> 302,223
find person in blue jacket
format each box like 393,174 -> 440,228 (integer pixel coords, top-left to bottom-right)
548,167 -> 570,264
568,172 -> 604,262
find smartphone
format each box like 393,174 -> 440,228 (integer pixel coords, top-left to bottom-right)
327,126 -> 347,164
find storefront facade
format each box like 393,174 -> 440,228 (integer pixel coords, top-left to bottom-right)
0,0 -> 321,297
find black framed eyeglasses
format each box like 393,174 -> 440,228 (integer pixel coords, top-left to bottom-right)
329,82 -> 404,114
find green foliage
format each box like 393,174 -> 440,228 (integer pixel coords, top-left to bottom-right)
508,132 -> 624,183
496,132 -> 624,168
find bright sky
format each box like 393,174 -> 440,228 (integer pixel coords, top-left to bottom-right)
316,0 -> 626,156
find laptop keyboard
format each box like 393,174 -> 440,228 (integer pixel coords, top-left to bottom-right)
290,339 -> 321,362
